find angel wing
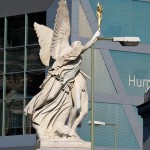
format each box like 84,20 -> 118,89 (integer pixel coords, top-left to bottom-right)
34,0 -> 71,66
50,0 -> 71,59
34,22 -> 53,66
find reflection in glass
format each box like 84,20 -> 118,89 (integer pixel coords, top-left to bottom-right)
7,15 -> 25,47
0,75 -> 3,99
28,12 -> 46,45
6,73 -> 24,98
0,50 -> 4,75
0,18 -> 4,48
6,48 -> 24,73
5,73 -> 24,135
5,99 -> 23,136
27,71 -> 45,97
0,100 -> 2,136
27,47 -> 44,71
25,98 -> 36,134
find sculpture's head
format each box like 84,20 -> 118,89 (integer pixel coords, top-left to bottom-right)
71,41 -> 82,49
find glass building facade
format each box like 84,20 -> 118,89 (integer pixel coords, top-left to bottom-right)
0,12 -> 46,136
0,0 -> 149,150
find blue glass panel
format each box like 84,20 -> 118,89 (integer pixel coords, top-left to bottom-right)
110,50 -> 150,96
77,102 -> 139,149
81,49 -> 117,95
89,0 -> 150,45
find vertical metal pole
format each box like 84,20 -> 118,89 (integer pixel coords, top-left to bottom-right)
114,125 -> 117,150
91,44 -> 94,150
23,14 -> 28,135
2,17 -> 7,136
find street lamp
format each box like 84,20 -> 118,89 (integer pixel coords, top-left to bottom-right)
97,36 -> 140,46
89,120 -> 117,150
90,36 -> 140,150
90,3 -> 141,150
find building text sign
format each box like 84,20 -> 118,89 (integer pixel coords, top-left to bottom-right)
129,75 -> 150,89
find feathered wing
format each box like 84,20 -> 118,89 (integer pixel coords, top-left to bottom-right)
34,22 -> 53,66
50,0 -> 71,59
34,0 -> 71,65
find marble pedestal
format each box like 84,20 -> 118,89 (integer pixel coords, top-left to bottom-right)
35,138 -> 91,150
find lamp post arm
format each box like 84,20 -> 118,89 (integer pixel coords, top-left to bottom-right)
97,37 -> 113,41
105,123 -> 117,150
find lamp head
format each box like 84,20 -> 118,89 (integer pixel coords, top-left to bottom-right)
88,120 -> 106,126
112,37 -> 140,46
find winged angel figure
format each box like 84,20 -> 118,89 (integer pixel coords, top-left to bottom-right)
24,0 -> 100,140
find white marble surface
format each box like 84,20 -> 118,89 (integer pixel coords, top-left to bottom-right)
36,138 -> 91,150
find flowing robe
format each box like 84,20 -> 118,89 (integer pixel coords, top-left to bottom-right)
24,46 -> 83,135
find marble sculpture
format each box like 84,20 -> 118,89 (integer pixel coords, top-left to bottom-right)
24,0 -> 101,140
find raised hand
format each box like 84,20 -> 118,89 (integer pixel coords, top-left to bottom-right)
94,30 -> 101,38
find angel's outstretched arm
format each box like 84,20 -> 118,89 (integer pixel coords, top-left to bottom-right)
81,30 -> 100,53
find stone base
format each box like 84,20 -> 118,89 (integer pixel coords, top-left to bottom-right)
35,139 -> 91,150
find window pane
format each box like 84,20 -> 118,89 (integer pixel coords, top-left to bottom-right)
0,75 -> 3,136
0,75 -> 3,99
5,99 -> 23,136
5,73 -> 24,135
6,73 -> 24,98
28,12 -> 46,45
0,18 -> 4,48
7,15 -> 25,47
6,48 -> 24,73
27,71 -> 45,97
0,50 -> 4,75
27,47 -> 44,71
0,100 -> 2,136
25,98 -> 36,135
